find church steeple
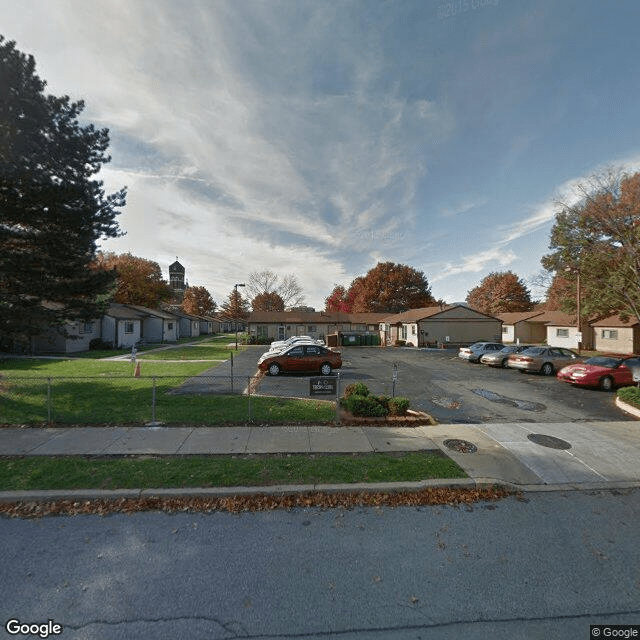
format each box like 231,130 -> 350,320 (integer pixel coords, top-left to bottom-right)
169,257 -> 185,292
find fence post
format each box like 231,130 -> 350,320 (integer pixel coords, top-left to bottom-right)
230,351 -> 234,394
47,377 -> 52,423
151,376 -> 157,424
335,372 -> 341,425
247,376 -> 252,422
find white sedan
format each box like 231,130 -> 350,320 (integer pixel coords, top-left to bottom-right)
268,336 -> 324,352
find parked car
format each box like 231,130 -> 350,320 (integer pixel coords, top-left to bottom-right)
557,355 -> 640,391
507,346 -> 581,376
480,344 -> 534,368
258,343 -> 342,376
458,342 -> 504,363
268,335 -> 324,352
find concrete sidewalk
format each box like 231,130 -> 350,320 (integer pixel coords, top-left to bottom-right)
1,420 -> 640,497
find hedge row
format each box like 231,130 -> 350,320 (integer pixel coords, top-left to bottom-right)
341,382 -> 410,417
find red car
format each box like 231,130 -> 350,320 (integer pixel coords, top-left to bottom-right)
557,356 -> 640,391
258,343 -> 342,376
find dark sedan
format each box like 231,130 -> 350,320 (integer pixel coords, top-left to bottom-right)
258,344 -> 342,376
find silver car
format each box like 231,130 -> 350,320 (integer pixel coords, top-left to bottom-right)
480,344 -> 534,368
458,342 -> 504,363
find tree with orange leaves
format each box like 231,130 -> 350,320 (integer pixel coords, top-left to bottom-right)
95,252 -> 172,308
182,285 -> 216,316
466,271 -> 534,315
542,168 -> 640,322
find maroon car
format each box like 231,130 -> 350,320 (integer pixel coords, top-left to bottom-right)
258,343 -> 342,376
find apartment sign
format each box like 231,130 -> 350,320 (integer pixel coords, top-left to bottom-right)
309,377 -> 337,396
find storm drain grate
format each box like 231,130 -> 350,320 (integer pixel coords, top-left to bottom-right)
527,433 -> 572,450
443,439 -> 478,453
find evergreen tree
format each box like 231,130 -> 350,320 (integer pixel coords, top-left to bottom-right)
0,36 -> 126,349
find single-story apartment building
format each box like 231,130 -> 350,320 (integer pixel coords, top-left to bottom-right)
591,313 -> 640,354
125,305 -> 179,343
380,305 -> 503,347
32,316 -> 102,354
496,311 -> 547,344
247,311 -> 388,343
540,310 -> 595,350
101,304 -> 147,349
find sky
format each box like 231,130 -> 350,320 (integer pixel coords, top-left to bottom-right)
4,0 -> 640,309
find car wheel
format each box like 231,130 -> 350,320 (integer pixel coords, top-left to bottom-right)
541,363 -> 554,376
600,376 -> 614,392
320,362 -> 332,376
501,358 -> 509,368
268,363 -> 281,376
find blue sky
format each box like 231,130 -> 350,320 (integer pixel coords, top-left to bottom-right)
4,0 -> 640,308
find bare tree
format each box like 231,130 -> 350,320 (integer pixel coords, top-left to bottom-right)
247,270 -> 305,309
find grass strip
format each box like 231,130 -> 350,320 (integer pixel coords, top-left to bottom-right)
0,452 -> 466,491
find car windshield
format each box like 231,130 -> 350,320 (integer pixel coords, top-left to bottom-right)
585,357 -> 622,368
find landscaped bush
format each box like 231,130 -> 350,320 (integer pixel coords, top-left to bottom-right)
617,386 -> 640,408
394,340 -> 406,347
344,393 -> 389,417
342,382 -> 370,401
388,397 -> 410,415
89,338 -> 113,350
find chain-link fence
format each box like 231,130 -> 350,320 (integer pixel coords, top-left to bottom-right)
0,375 -> 338,425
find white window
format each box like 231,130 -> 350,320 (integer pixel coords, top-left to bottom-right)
401,325 -> 407,339
502,326 -> 509,334
556,328 -> 569,337
124,322 -> 134,334
168,322 -> 174,330
412,324 -> 417,335
257,325 -> 268,337
602,329 -> 618,339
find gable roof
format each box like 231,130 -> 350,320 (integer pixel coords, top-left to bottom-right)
247,311 -> 388,324
104,303 -> 148,320
496,311 -> 545,325
124,304 -> 178,320
381,304 -> 501,324
591,313 -> 640,328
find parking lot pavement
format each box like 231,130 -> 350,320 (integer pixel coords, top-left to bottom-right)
254,346 -> 635,425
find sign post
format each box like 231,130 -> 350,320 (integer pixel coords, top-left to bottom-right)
392,363 -> 398,397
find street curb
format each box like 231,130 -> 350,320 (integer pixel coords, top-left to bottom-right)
615,396 -> 640,419
1,478 -> 639,503
0,479 -> 481,503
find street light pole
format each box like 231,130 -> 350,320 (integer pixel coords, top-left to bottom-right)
234,283 -> 245,350
565,267 -> 581,354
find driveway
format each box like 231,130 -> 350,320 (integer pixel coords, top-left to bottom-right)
255,347 -> 635,424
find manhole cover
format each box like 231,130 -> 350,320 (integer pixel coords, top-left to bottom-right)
443,439 -> 478,453
527,433 -> 571,450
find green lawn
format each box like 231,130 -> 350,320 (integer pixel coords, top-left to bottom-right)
0,357 -> 335,425
0,452 -> 466,490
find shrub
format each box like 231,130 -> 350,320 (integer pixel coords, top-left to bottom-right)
89,338 -> 113,350
388,397 -> 410,415
344,393 -> 389,417
342,382 -> 370,400
395,340 -> 406,347
618,386 -> 640,408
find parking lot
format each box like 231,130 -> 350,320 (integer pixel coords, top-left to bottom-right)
254,346 -> 636,424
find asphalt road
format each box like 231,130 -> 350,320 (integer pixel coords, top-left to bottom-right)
255,347 -> 633,424
2,490 -> 640,639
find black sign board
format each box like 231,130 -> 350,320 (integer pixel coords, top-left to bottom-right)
310,377 -> 337,396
